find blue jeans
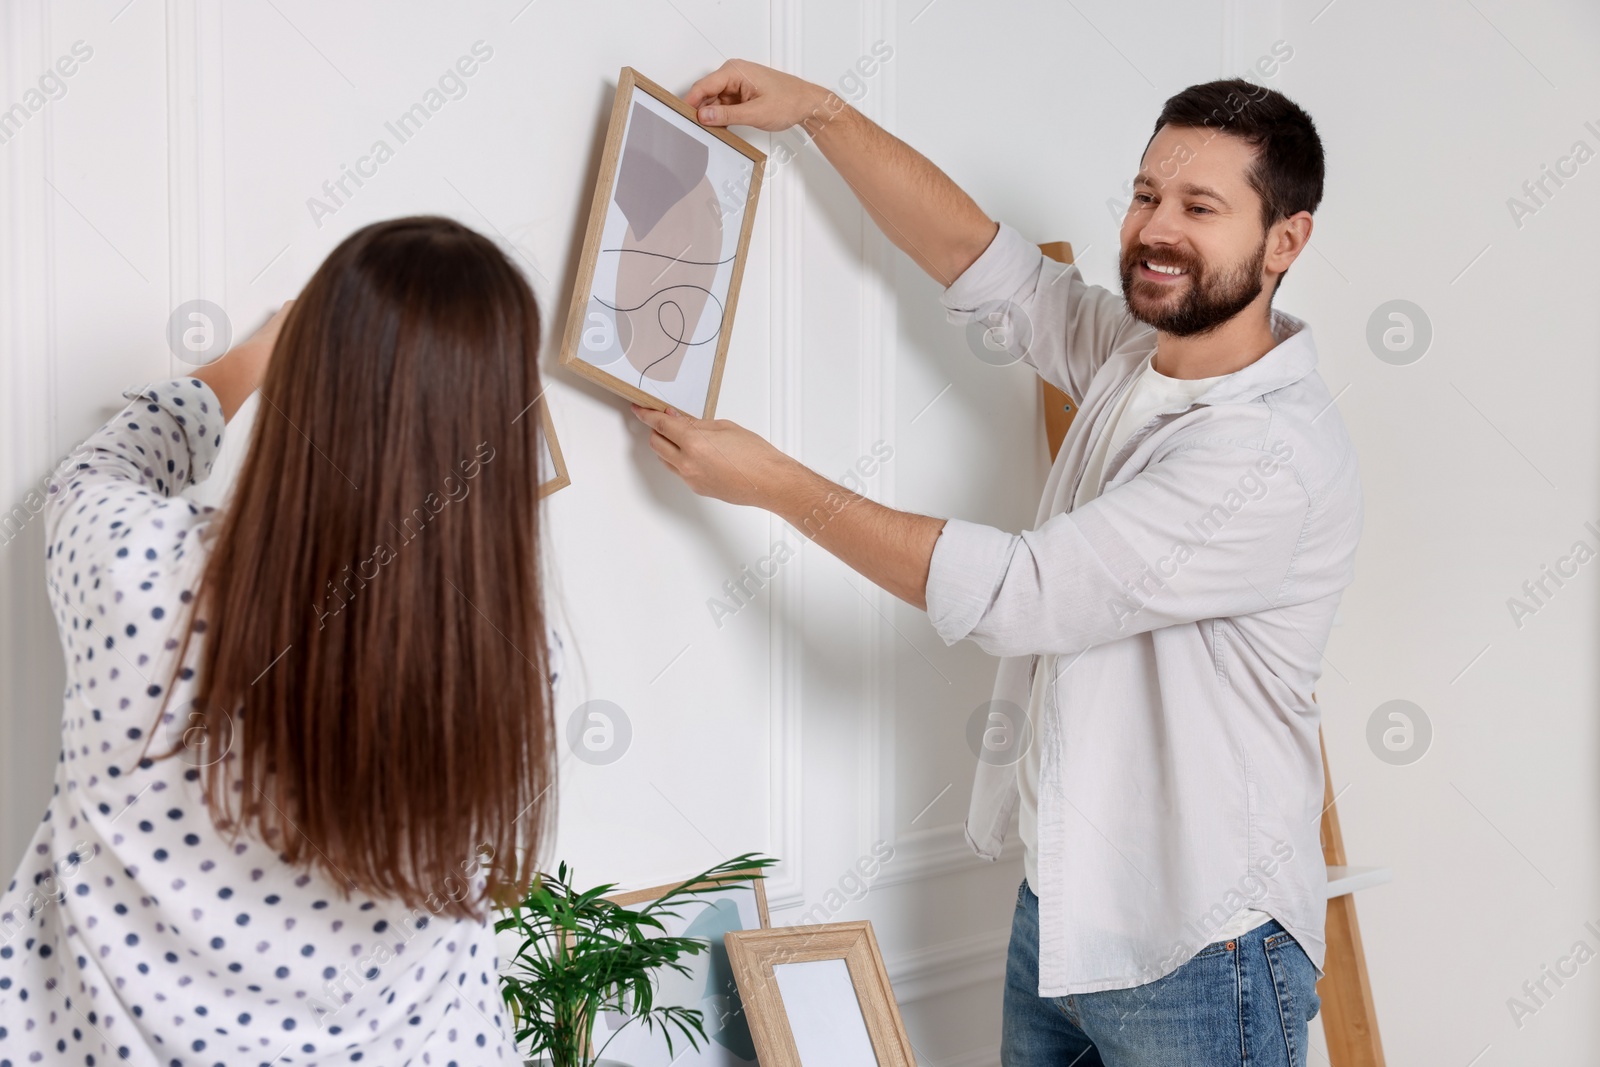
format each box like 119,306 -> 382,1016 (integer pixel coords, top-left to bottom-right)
1002,879 -> 1321,1066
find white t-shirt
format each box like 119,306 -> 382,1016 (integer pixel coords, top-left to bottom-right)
1018,351 -> 1274,941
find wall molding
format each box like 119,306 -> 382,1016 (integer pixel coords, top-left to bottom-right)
764,0 -> 806,911
885,923 -> 1010,1004
0,0 -> 60,877
874,821 -> 1022,892
858,0 -> 896,863
164,0 -> 227,372
862,0 -> 1023,891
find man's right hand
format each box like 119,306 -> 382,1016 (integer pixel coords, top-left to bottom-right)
685,59 -> 996,289
685,60 -> 828,132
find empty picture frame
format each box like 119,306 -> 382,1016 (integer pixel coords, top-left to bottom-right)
584,869 -> 772,1066
535,395 -> 571,498
723,921 -> 916,1067
559,66 -> 765,419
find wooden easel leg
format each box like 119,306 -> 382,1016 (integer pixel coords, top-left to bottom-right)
1318,719 -> 1386,1066
1319,894 -> 1385,1066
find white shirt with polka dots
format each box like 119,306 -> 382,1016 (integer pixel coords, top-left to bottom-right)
1,377 -> 526,1066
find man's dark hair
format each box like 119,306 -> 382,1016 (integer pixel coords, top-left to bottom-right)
1143,78 -> 1324,292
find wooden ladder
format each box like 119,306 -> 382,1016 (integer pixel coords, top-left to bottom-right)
1035,240 -> 1387,1066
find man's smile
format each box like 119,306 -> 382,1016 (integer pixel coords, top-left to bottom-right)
1138,259 -> 1191,282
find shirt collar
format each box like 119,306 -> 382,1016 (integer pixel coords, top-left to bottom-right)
1186,307 -> 1319,407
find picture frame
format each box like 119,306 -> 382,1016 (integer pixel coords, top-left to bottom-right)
535,393 -> 571,498
558,66 -> 765,420
582,868 -> 772,1066
723,920 -> 916,1067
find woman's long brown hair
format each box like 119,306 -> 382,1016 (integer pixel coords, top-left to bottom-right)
153,215 -> 556,920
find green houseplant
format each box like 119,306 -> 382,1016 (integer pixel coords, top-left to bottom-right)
496,851 -> 778,1067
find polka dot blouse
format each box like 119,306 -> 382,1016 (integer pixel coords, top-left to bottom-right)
0,377 -> 547,1066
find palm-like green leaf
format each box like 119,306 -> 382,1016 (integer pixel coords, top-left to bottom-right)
495,852 -> 778,1067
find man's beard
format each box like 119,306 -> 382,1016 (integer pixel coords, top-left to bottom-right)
1119,235 -> 1267,338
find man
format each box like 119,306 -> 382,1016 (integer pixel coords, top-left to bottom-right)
631,60 -> 1362,1066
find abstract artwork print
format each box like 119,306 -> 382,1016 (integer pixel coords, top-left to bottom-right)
561,69 -> 764,420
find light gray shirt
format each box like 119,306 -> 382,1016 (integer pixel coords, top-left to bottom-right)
924,221 -> 1363,996
1019,351 -> 1271,945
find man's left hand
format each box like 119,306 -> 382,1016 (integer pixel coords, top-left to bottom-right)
630,403 -> 799,508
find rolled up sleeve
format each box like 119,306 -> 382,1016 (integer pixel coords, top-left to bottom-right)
940,221 -> 1134,402
940,221 -> 1047,325
924,440 -> 1312,659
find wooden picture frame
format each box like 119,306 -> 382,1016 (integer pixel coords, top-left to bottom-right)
558,66 -> 765,420
723,920 -> 916,1067
534,393 -> 571,498
581,868 -> 772,1065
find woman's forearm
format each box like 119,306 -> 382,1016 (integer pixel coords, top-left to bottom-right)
189,300 -> 293,423
190,343 -> 268,423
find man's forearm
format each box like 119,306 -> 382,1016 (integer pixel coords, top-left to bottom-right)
769,462 -> 946,611
808,99 -> 998,288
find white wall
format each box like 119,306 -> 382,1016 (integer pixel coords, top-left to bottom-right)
3,1 -> 1598,1063
1272,2 -> 1600,1063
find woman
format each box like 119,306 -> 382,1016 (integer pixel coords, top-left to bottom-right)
0,216 -> 560,1064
